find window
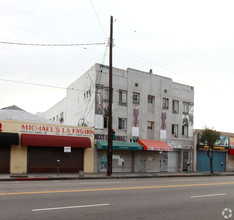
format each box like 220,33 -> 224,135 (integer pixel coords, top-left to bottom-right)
104,116 -> 108,128
183,102 -> 189,114
148,95 -> 154,104
182,125 -> 188,137
147,121 -> 154,130
172,100 -> 179,114
103,87 -> 109,100
133,92 -> 140,104
119,90 -> 127,105
135,83 -> 138,87
163,98 -> 169,109
118,118 -> 127,130
172,124 -> 178,137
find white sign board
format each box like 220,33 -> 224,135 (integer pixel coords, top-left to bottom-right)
64,146 -> 71,153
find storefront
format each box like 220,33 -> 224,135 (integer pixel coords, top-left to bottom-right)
0,120 -> 94,174
196,135 -> 229,172
96,140 -> 144,173
138,139 -> 173,172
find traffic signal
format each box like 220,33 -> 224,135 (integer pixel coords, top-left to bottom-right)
112,129 -> 115,140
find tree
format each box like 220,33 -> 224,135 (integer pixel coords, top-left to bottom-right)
200,127 -> 220,174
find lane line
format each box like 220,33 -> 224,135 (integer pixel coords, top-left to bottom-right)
32,203 -> 109,212
79,181 -> 121,185
1,182 -> 234,196
190,193 -> 226,198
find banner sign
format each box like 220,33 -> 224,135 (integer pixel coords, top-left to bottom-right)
20,123 -> 94,137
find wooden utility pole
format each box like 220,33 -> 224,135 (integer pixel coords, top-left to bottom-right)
107,16 -> 113,176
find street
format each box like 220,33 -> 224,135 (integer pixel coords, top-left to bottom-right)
0,176 -> 234,220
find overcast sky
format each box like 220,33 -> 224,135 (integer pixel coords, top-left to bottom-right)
0,0 -> 233,132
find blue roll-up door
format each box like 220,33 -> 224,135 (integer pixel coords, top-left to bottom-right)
197,151 -> 226,172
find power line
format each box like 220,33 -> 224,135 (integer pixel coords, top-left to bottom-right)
89,0 -> 108,37
0,41 -> 105,47
0,78 -> 85,92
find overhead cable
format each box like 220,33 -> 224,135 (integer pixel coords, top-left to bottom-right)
0,41 -> 105,47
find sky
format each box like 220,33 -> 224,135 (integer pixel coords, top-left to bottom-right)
0,0 -> 233,132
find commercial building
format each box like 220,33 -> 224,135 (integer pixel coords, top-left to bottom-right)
194,129 -> 234,172
0,106 -> 94,174
42,63 -> 194,173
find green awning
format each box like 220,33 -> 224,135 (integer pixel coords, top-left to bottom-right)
96,140 -> 144,150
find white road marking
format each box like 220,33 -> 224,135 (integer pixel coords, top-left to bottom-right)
79,181 -> 121,185
190,193 -> 226,198
171,179 -> 198,182
32,203 -> 109,212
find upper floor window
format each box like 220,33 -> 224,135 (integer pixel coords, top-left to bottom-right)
172,100 -> 179,114
172,124 -> 178,137
182,124 -> 188,137
133,92 -> 140,104
119,90 -> 127,105
148,95 -> 154,104
163,98 -> 169,110
103,87 -> 109,101
118,118 -> 127,130
183,102 -> 189,114
147,121 -> 154,130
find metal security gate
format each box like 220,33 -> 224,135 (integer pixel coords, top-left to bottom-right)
28,146 -> 84,173
0,146 -> 10,173
168,152 -> 179,172
197,151 -> 226,172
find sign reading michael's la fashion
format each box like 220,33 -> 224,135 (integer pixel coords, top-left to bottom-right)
20,123 -> 94,137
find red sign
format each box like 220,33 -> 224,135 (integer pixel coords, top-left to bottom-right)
0,123 -> 2,132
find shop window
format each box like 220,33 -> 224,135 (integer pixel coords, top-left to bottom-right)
118,118 -> 127,130
119,90 -> 127,106
148,95 -> 154,104
172,100 -> 179,114
172,124 -> 178,137
163,98 -> 169,110
133,92 -> 140,104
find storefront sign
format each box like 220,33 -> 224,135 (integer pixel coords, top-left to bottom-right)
64,146 -> 71,153
20,123 -> 94,137
0,122 -> 2,132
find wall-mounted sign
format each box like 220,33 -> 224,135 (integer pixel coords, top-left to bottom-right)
64,146 -> 71,153
20,123 -> 94,137
0,122 -> 2,132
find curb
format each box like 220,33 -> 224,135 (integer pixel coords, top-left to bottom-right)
1,173 -> 233,181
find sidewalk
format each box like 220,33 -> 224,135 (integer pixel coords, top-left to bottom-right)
1,171 -> 234,181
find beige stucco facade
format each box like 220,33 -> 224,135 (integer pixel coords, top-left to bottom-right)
0,119 -> 94,174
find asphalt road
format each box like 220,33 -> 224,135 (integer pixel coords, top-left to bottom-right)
0,176 -> 234,220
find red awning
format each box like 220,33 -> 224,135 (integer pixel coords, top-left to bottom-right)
138,139 -> 173,151
21,134 -> 91,148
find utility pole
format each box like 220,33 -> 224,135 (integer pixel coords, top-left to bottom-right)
107,16 -> 113,176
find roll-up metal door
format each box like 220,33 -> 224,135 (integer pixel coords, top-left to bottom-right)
197,151 -> 226,172
28,146 -> 84,173
0,146 -> 10,173
168,152 -> 179,172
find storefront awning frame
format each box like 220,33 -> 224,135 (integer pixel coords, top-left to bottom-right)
138,139 -> 173,151
96,140 -> 144,150
0,132 -> 19,146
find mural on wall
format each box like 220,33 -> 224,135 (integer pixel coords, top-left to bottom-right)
199,134 -> 229,147
188,105 -> 194,137
182,104 -> 194,137
100,153 -> 107,172
161,110 -> 167,130
95,84 -> 104,115
132,104 -> 140,139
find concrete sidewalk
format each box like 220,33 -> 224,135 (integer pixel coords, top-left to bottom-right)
1,171 -> 234,181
